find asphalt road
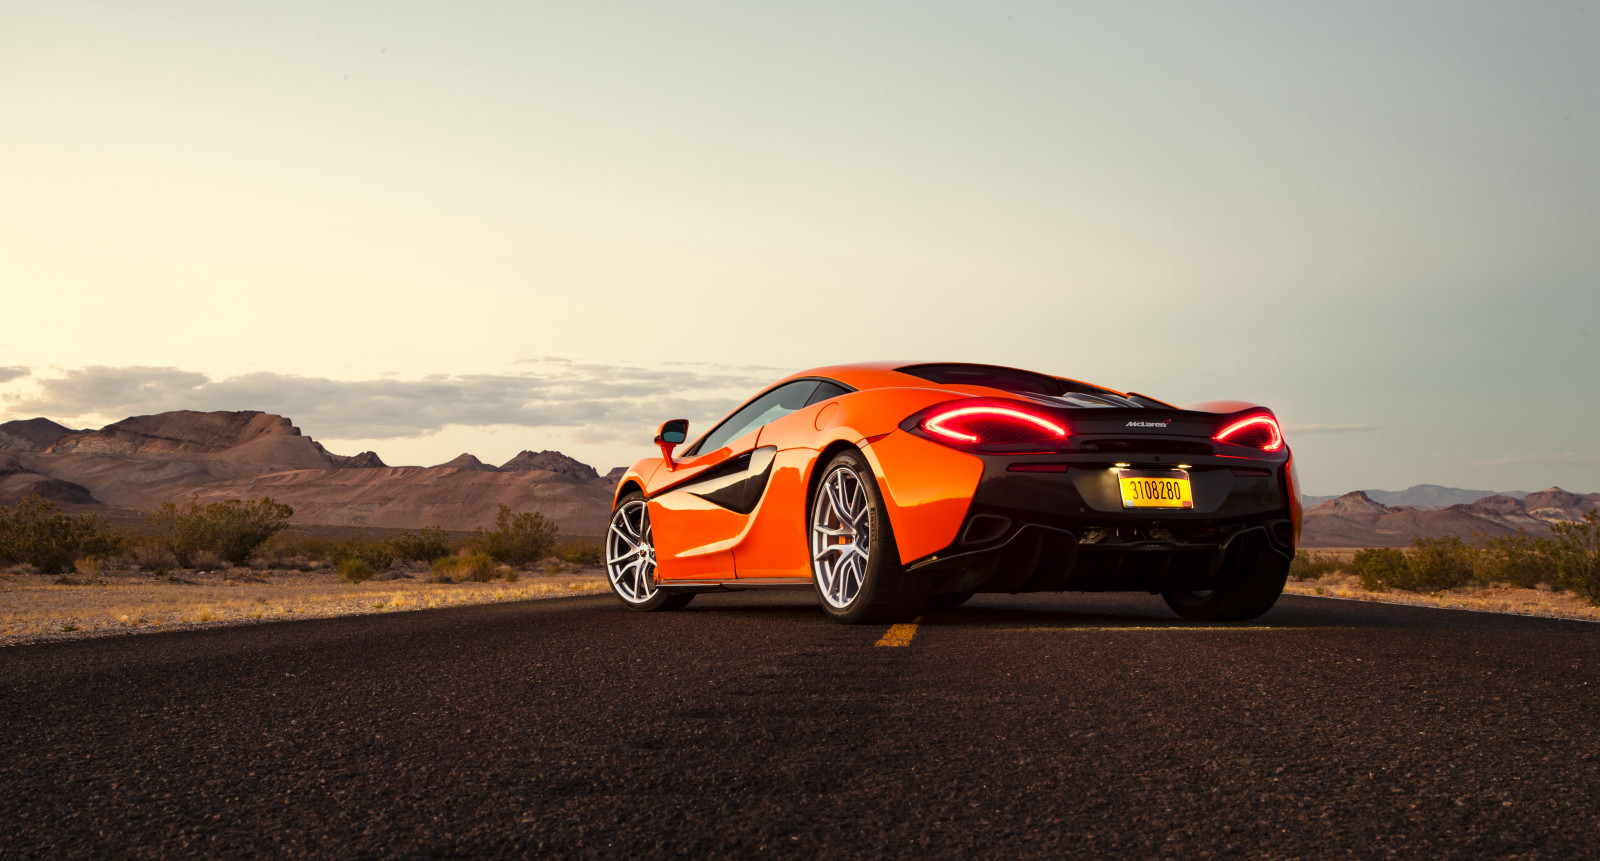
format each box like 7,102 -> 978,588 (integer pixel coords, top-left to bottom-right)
2,591 -> 1598,859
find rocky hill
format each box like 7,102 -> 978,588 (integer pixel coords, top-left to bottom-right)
1302,488 -> 1600,547
500,450 -> 597,480
0,418 -> 83,452
432,453 -> 500,471
0,411 -> 616,535
1301,484 -> 1532,509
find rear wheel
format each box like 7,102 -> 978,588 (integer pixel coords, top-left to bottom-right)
809,451 -> 931,624
1162,554 -> 1288,622
605,493 -> 693,612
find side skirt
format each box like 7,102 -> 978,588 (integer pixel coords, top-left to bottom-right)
659,578 -> 816,594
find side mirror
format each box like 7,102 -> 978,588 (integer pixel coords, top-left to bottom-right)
654,419 -> 689,469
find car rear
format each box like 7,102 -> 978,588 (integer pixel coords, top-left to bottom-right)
890,393 -> 1299,598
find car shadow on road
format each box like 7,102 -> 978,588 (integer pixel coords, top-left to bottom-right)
914,595 -> 1366,631
664,590 -> 1400,630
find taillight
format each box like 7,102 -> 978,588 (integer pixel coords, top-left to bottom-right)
908,399 -> 1068,452
1214,415 -> 1283,452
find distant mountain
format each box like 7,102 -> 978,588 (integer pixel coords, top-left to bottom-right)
1301,484 -> 1532,509
332,451 -> 388,469
0,411 -> 611,534
0,418 -> 83,452
433,453 -> 500,472
500,450 -> 599,482
1301,488 -> 1600,548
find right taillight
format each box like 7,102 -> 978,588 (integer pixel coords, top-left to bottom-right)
1214,415 -> 1284,452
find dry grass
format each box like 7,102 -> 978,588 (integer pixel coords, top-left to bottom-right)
1285,570 -> 1600,623
0,565 -> 609,646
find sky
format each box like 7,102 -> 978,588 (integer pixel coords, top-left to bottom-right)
2,1 -> 1596,494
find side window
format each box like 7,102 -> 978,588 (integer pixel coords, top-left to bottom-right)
689,381 -> 820,455
804,381 -> 850,406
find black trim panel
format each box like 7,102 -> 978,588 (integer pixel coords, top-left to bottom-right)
660,578 -> 815,593
694,447 -> 777,514
655,446 -> 778,515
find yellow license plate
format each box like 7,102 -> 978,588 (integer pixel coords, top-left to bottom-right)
1117,469 -> 1194,509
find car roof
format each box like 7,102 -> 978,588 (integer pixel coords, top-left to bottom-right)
773,361 -> 1128,398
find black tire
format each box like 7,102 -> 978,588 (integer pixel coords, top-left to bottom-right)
605,492 -> 694,613
808,450 -> 931,624
928,590 -> 976,609
1162,553 -> 1289,622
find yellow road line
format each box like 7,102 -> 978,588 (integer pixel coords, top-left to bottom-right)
979,625 -> 1333,633
875,619 -> 921,647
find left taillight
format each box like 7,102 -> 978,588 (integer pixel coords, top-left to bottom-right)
1214,414 -> 1284,452
905,399 -> 1069,452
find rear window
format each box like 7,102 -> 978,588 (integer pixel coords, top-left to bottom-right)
896,363 -> 1064,396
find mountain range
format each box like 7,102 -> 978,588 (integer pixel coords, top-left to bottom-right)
0,412 -> 620,535
4,410 -> 1595,547
1300,488 -> 1599,548
1300,484 -> 1533,509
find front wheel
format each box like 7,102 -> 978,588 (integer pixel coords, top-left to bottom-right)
605,493 -> 693,612
809,451 -> 931,624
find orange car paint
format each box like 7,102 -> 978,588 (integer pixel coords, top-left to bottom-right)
613,362 -> 1296,584
645,426 -> 763,580
726,447 -> 813,578
857,431 -> 985,564
648,490 -> 741,580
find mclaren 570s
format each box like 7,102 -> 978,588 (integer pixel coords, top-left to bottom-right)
604,362 -> 1302,624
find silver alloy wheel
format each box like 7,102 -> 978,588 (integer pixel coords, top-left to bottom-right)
811,465 -> 872,609
606,499 -> 658,604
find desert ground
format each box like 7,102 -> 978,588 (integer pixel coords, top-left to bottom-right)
0,563 -> 608,647
1283,546 -> 1600,623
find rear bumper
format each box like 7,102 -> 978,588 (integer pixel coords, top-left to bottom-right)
909,457 -> 1296,594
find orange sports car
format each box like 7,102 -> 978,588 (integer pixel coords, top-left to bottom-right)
605,362 -> 1301,624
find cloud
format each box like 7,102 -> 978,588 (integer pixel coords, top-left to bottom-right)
0,366 -> 30,384
1286,423 -> 1378,435
4,362 -> 784,440
1474,452 -> 1600,467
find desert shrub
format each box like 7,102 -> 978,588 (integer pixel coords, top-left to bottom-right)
1473,531 -> 1555,589
1402,536 -> 1476,592
460,552 -> 498,582
1351,547 -> 1409,592
251,534 -> 341,570
334,538 -> 395,571
338,557 -> 375,583
73,556 -> 106,578
432,552 -> 497,583
469,505 -> 558,567
145,497 -> 293,567
124,534 -> 181,572
555,540 -> 603,567
282,535 -> 341,562
0,495 -> 120,574
1550,511 -> 1600,604
388,526 -> 453,562
1289,550 -> 1340,581
188,550 -> 227,571
246,536 -> 296,570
